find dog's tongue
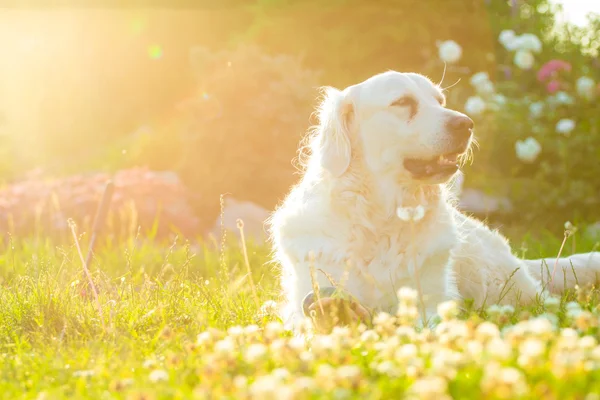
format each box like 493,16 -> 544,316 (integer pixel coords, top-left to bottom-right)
403,158 -> 431,175
404,154 -> 460,177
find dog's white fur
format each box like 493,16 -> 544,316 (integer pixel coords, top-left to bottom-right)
269,71 -> 600,328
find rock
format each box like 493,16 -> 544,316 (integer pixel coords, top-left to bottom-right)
458,188 -> 513,214
209,197 -> 270,241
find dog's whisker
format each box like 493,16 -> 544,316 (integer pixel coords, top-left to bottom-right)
438,62 -> 448,88
441,77 -> 461,92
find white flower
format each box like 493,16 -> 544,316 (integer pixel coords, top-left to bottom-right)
515,33 -> 542,53
576,76 -> 595,99
515,137 -> 542,163
397,287 -> 418,303
493,94 -> 507,105
544,296 -> 561,312
149,369 -> 169,383
556,118 -> 576,135
514,50 -> 535,70
469,72 -> 495,95
464,96 -> 486,115
437,300 -> 460,321
438,40 -> 462,64
470,72 -> 490,87
499,29 -> 519,51
554,91 -> 574,105
529,101 -> 544,118
396,205 -> 425,222
245,343 -> 268,363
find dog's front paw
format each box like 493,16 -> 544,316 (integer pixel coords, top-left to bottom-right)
306,297 -> 371,333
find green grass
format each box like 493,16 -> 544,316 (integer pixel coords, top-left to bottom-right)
0,225 -> 599,399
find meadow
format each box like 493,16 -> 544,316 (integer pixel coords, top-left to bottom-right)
1,1 -> 600,398
1,223 -> 600,399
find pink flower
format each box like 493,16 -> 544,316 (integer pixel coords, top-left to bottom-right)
537,60 -> 572,82
546,80 -> 561,93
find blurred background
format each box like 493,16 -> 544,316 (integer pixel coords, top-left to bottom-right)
0,0 -> 598,242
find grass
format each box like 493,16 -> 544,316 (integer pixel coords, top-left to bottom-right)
0,224 -> 599,399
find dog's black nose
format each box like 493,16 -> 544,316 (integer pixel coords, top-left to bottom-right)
447,115 -> 474,141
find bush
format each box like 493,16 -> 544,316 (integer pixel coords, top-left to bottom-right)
133,44 -> 321,224
444,1 -> 600,226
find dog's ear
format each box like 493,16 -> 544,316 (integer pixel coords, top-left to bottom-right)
316,87 -> 354,177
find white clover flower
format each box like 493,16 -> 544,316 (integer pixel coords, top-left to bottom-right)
529,101 -> 544,118
566,301 -> 582,312
244,324 -> 260,336
528,316 -> 555,335
576,76 -> 596,99
271,367 -> 291,381
515,33 -> 542,53
501,305 -> 515,315
214,337 -> 236,354
250,375 -> 284,398
245,343 -> 268,363
396,205 -> 425,222
486,304 -> 502,316
464,96 -> 486,115
487,337 -> 512,361
437,300 -> 460,321
397,287 -> 418,303
556,118 -> 576,136
554,91 -> 575,105
438,40 -> 462,64
336,365 -> 361,381
544,296 -> 561,312
515,137 -> 542,163
376,360 -> 402,377
514,50 -> 535,70
142,359 -> 157,369
499,29 -> 519,51
264,321 -> 284,339
410,376 -> 449,399
567,307 -> 583,319
360,329 -> 380,343
227,325 -> 244,337
149,369 -> 169,383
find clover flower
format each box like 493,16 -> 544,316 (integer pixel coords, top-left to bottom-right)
148,369 -> 169,383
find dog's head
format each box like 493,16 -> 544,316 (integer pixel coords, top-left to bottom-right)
312,71 -> 473,184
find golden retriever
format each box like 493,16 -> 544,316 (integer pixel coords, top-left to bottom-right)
269,71 -> 600,329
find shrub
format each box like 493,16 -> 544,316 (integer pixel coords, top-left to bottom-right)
133,44 -> 321,223
442,0 -> 600,226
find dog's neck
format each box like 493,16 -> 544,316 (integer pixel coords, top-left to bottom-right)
325,162 -> 445,223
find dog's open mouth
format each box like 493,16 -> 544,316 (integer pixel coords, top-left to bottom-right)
403,151 -> 463,177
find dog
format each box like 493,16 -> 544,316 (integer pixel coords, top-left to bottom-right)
269,70 -> 600,330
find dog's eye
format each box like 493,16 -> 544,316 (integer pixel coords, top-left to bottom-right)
391,96 -> 415,108
391,95 -> 418,118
